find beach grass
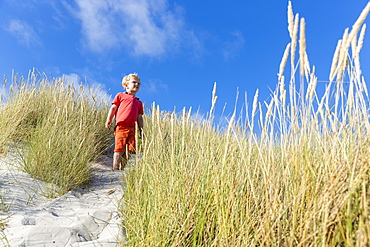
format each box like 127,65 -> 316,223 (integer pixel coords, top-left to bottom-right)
122,2 -> 370,246
0,71 -> 111,196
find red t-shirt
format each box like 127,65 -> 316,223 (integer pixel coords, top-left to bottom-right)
112,92 -> 143,127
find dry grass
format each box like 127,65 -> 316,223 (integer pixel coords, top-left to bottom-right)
122,1 -> 370,246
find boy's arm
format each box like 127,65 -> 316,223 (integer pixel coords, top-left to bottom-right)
105,104 -> 118,129
137,114 -> 144,136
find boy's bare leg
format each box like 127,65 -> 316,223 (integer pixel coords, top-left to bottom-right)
113,152 -> 124,170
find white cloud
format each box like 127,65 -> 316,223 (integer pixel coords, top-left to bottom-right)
59,72 -> 112,102
72,0 -> 197,57
7,19 -> 42,47
222,31 -> 245,61
62,73 -> 80,86
143,78 -> 169,94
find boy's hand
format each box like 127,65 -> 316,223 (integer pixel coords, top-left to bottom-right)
106,105 -> 117,129
105,120 -> 112,129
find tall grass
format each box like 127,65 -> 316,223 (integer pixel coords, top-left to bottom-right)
0,70 -> 111,195
122,1 -> 370,246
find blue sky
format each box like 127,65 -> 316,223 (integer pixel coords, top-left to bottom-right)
1,0 -> 370,120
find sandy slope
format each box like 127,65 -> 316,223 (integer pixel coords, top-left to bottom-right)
0,154 -> 125,246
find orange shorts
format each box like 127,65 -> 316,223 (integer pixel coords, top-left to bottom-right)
114,125 -> 136,153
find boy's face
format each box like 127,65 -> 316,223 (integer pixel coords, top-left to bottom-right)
125,78 -> 141,94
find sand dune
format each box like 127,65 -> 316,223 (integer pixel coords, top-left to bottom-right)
0,154 -> 125,246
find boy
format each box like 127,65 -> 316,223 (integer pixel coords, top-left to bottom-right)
105,73 -> 144,170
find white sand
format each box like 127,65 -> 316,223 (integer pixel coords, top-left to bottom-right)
0,154 -> 125,246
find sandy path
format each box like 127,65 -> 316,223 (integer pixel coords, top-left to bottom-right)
0,154 -> 125,246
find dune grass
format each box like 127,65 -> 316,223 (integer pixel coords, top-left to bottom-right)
122,2 -> 370,246
0,70 -> 111,196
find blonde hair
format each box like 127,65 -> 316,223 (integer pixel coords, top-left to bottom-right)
122,73 -> 140,87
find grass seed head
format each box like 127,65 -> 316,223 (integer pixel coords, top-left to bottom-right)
299,18 -> 306,77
